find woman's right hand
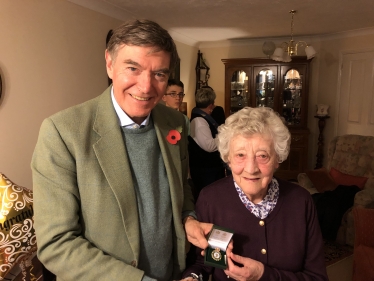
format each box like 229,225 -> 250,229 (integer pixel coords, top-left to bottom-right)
224,244 -> 264,281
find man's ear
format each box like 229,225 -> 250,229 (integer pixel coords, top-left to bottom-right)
162,95 -> 167,102
105,50 -> 113,79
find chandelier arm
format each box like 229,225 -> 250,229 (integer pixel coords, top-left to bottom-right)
296,41 -> 308,48
280,42 -> 289,51
269,9 -> 316,61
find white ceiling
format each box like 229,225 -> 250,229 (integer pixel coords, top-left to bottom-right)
68,0 -> 374,47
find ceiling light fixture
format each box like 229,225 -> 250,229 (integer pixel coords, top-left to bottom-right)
271,10 -> 316,62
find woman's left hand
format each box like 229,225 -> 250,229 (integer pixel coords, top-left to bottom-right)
224,247 -> 264,281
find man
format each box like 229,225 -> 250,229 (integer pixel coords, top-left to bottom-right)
162,79 -> 185,110
31,19 -> 210,281
163,79 -> 190,136
188,87 -> 226,200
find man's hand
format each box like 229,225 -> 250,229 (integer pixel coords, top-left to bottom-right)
184,216 -> 212,251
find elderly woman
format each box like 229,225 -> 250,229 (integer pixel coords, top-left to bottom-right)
189,86 -> 226,199
183,107 -> 328,281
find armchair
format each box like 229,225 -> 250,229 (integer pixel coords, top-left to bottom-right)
352,207 -> 374,281
298,134 -> 374,246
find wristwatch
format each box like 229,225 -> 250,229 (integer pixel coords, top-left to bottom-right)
190,273 -> 203,281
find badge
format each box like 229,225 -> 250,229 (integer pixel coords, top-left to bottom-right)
211,248 -> 222,261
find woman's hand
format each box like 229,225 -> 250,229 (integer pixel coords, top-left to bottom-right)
224,247 -> 264,281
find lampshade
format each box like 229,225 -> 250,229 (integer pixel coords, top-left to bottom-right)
305,45 -> 317,60
271,47 -> 285,61
283,53 -> 292,62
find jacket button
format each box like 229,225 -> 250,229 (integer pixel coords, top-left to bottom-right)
259,220 -> 265,226
131,260 -> 137,267
261,249 -> 267,255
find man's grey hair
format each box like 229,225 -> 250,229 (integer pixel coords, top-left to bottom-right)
106,19 -> 179,74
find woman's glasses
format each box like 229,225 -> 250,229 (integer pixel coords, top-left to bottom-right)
165,93 -> 185,98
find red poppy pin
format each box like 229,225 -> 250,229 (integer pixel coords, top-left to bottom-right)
166,129 -> 181,145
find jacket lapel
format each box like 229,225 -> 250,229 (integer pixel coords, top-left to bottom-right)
92,89 -> 140,258
152,105 -> 184,214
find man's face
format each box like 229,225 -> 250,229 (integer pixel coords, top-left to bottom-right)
105,45 -> 171,124
162,85 -> 184,110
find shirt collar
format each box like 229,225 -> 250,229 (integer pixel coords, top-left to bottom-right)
234,177 -> 279,219
111,87 -> 150,128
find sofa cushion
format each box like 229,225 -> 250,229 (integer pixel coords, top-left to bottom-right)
306,167 -> 338,193
330,167 -> 368,189
297,173 -> 319,194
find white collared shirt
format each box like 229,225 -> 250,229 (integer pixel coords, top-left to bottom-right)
111,87 -> 150,129
190,117 -> 218,152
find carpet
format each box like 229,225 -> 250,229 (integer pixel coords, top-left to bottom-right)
324,240 -> 353,266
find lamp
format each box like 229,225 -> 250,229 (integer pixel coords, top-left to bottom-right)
271,10 -> 316,62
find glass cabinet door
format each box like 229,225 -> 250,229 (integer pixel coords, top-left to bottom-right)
282,69 -> 303,126
230,69 -> 249,114
253,66 -> 277,110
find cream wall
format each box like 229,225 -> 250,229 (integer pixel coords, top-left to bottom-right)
174,42 -> 198,117
0,1 -> 121,187
315,33 -> 374,162
0,1 -> 197,188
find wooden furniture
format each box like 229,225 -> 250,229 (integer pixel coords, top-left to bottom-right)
314,115 -> 330,169
222,57 -> 312,180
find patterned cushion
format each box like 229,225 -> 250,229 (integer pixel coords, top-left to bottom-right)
328,135 -> 374,189
0,173 -> 36,279
306,167 -> 338,193
297,173 -> 319,194
330,167 -> 368,189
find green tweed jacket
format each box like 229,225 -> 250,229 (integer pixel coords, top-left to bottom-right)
31,87 -> 194,281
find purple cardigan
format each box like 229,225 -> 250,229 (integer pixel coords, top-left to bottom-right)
183,176 -> 328,281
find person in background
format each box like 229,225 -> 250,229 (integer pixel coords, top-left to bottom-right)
188,87 -> 225,200
183,107 -> 328,281
210,105 -> 231,176
32,19 -> 211,281
210,105 -> 226,126
163,79 -> 190,135
163,79 -> 185,110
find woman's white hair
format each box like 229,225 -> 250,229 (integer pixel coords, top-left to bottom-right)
217,107 -> 291,163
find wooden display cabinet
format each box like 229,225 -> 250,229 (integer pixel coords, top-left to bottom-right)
221,57 -> 312,180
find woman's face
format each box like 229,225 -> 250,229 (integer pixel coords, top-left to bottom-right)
227,133 -> 279,203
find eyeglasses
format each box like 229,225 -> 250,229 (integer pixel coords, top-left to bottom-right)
165,93 -> 185,98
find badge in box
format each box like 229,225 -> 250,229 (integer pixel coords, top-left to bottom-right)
204,225 -> 234,269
